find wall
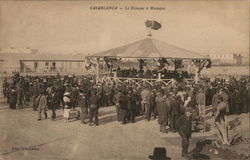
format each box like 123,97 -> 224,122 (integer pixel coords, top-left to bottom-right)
21,61 -> 87,75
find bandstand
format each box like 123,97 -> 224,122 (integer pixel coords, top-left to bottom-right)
86,38 -> 211,86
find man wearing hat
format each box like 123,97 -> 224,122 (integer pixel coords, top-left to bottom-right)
113,89 -> 122,121
16,81 -> 23,109
32,83 -> 40,111
169,95 -> 182,132
51,87 -> 60,120
89,87 -> 99,126
176,107 -> 192,158
219,88 -> 229,114
140,86 -> 151,117
37,91 -> 48,121
9,87 -> 17,109
155,89 -> 169,133
127,89 -> 137,123
70,86 -> 78,109
77,90 -> 89,124
196,89 -> 205,117
119,89 -> 129,124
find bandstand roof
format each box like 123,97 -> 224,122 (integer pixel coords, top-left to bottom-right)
89,38 -> 208,60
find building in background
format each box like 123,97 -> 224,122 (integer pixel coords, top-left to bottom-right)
242,54 -> 249,65
20,58 -> 85,75
0,48 -> 87,75
0,48 -> 38,54
0,60 -> 4,73
0,48 -> 38,73
208,53 -> 243,65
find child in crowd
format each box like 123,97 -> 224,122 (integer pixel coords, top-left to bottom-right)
63,92 -> 71,123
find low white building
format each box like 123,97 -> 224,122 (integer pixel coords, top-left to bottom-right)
208,53 -> 242,65
0,48 -> 88,75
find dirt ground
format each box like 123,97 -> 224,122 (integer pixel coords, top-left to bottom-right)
0,92 -> 249,160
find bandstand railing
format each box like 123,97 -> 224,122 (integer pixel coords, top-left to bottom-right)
96,72 -> 195,87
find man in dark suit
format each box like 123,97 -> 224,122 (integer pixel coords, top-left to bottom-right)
155,90 -> 170,133
51,87 -> 60,120
170,95 -> 182,132
176,108 -> 192,158
32,83 -> 40,111
89,88 -> 99,126
119,89 -> 129,124
128,90 -> 136,123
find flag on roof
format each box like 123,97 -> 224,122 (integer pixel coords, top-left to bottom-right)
145,20 -> 161,30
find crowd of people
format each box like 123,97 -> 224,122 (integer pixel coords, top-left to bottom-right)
2,72 -> 250,158
116,68 -> 194,81
3,73 -> 250,124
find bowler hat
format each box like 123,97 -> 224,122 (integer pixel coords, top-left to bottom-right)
149,147 -> 171,160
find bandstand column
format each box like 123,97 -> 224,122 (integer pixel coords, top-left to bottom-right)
195,66 -> 200,83
24,65 -> 27,73
158,72 -> 161,80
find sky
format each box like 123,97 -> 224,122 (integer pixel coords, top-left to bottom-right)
0,0 -> 249,55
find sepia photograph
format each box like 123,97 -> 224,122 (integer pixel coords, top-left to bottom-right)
0,0 -> 249,160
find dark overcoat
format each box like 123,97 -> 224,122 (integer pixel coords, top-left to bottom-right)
156,95 -> 169,125
119,94 -> 129,121
170,99 -> 181,117
176,114 -> 192,139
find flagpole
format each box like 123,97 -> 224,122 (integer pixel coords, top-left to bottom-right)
148,27 -> 152,37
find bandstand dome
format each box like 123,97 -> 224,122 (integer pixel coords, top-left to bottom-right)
89,38 -> 207,60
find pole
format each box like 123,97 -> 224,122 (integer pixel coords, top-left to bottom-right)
195,66 -> 199,84
147,27 -> 152,37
